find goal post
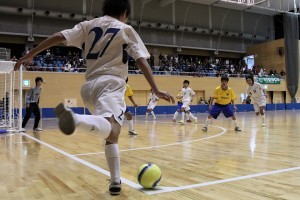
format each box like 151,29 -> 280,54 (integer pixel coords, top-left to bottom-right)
0,61 -> 22,132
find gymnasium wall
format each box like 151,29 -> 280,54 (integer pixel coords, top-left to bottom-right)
247,38 -> 285,73
23,72 -> 291,109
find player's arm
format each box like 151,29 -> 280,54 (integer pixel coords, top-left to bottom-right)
136,58 -> 174,103
14,33 -> 66,70
128,95 -> 138,107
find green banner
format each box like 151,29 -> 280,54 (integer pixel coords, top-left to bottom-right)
257,77 -> 281,84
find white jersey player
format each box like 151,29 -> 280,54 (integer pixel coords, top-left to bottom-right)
179,80 -> 197,124
14,0 -> 175,196
146,89 -> 159,120
245,75 -> 267,126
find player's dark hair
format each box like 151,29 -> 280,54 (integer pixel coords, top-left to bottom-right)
103,0 -> 131,18
125,77 -> 128,83
245,75 -> 254,83
221,75 -> 229,82
183,80 -> 190,84
35,77 -> 44,84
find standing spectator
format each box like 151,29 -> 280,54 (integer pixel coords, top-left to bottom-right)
21,77 -> 44,132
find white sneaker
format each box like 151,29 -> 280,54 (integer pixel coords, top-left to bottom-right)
262,123 -> 266,127
34,128 -> 42,132
54,103 -> 76,135
128,130 -> 138,135
202,127 -> 208,132
193,117 -> 197,124
153,117 -> 156,120
20,128 -> 26,132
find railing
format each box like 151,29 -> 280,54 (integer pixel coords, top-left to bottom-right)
23,67 -> 286,80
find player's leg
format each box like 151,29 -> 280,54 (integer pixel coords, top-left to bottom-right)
145,107 -> 150,119
253,102 -> 260,116
150,102 -> 157,119
173,102 -> 182,122
179,107 -> 186,124
22,104 -> 34,131
32,103 -> 42,131
104,116 -> 122,195
224,105 -> 241,131
202,105 -> 220,131
125,109 -> 137,135
185,106 -> 197,123
257,101 -> 266,126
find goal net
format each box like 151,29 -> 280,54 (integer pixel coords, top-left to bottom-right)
0,61 -> 22,132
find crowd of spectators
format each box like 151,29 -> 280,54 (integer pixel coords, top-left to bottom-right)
130,53 -> 286,78
15,48 -> 286,78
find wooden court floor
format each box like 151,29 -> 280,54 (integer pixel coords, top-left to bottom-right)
1,110 -> 300,200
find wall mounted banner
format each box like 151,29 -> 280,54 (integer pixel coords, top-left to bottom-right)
257,77 -> 281,84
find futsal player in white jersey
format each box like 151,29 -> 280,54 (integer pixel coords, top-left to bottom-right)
14,0 -> 175,195
146,89 -> 159,120
245,75 -> 267,127
179,80 -> 197,124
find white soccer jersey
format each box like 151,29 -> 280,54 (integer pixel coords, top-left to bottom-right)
246,82 -> 266,101
181,87 -> 195,103
61,15 -> 150,80
149,92 -> 159,103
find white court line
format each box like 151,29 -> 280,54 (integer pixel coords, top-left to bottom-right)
20,125 -> 227,195
144,166 -> 300,195
21,132 -> 141,190
74,125 -> 227,156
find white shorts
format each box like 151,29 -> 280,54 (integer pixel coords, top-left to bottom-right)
253,98 -> 266,113
147,101 -> 157,110
181,101 -> 191,111
80,75 -> 126,125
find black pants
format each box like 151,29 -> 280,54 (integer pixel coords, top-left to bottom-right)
22,103 -> 40,129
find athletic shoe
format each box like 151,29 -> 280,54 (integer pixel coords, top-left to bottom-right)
179,120 -> 184,124
172,119 -> 176,122
186,119 -> 192,123
262,123 -> 266,127
235,127 -> 241,131
33,128 -> 42,132
128,130 -> 138,135
109,181 -> 121,195
202,127 -> 208,132
20,128 -> 26,132
54,103 -> 76,135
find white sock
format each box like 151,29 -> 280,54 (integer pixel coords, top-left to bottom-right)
151,111 -> 156,118
188,112 -> 196,121
173,111 -> 178,119
128,119 -> 134,131
105,144 -> 120,183
186,114 -> 190,120
204,118 -> 211,127
261,114 -> 265,123
75,114 -> 111,139
181,112 -> 185,121
145,112 -> 148,119
233,119 -> 238,127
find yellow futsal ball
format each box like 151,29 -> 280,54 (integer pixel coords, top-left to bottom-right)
137,163 -> 162,189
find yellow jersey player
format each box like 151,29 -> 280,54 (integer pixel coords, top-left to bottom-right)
124,78 -> 138,135
202,76 -> 241,132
